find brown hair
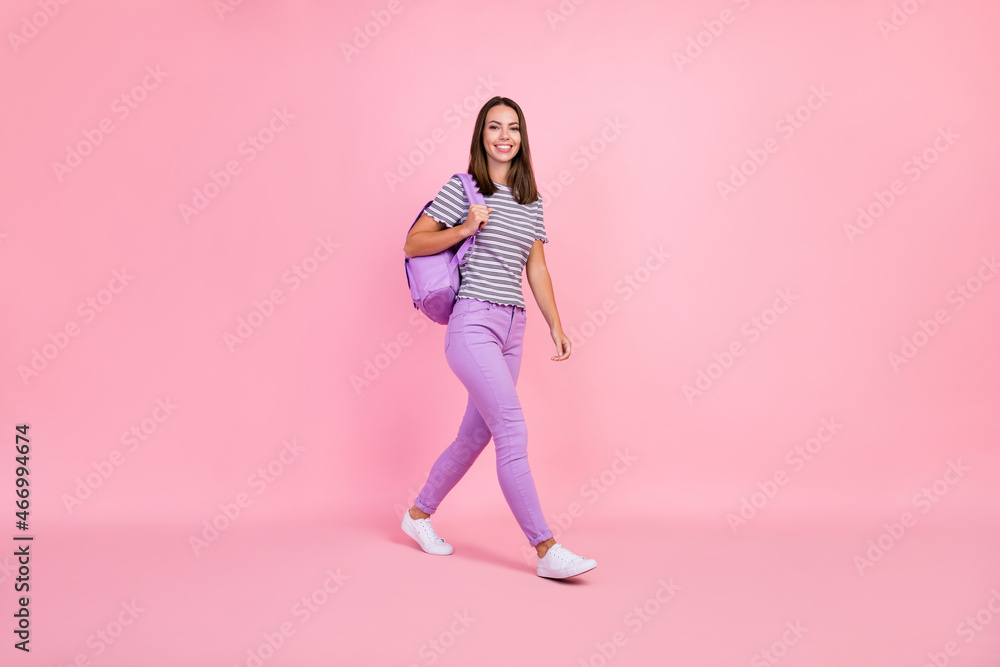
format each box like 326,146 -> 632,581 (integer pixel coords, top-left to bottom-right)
467,96 -> 539,206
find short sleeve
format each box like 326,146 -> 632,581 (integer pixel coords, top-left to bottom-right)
424,176 -> 468,229
534,195 -> 549,243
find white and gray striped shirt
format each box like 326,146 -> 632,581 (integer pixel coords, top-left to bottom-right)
425,176 -> 548,309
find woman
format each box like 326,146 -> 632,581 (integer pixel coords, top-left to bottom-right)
401,96 -> 597,579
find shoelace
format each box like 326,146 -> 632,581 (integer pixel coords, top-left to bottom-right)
545,544 -> 581,564
416,517 -> 446,544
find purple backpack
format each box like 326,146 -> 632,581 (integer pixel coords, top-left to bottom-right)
404,173 -> 483,324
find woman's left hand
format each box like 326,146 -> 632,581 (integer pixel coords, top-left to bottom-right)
550,328 -> 571,361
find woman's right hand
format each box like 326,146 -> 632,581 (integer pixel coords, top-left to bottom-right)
461,205 -> 493,237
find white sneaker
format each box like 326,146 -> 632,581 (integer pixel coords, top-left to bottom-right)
537,543 -> 597,579
401,509 -> 453,555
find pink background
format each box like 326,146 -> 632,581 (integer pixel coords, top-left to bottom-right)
2,0 -> 999,665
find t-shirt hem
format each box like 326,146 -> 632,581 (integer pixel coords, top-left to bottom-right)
426,209 -> 458,228
457,295 -> 526,308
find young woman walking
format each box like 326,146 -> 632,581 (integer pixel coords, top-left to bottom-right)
401,96 -> 597,579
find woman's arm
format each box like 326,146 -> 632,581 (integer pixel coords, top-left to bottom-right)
526,240 -> 571,361
403,205 -> 493,258
403,213 -> 470,258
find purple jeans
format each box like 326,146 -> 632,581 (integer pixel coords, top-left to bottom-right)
414,297 -> 554,547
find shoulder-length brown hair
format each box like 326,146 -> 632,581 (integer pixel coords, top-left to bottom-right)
467,97 -> 539,206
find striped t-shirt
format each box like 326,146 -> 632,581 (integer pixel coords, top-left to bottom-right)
425,176 -> 548,309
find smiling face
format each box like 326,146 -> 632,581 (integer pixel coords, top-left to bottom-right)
482,105 -> 521,172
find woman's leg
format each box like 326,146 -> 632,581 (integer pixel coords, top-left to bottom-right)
444,300 -> 554,547
497,309 -> 557,557
413,393 -> 492,515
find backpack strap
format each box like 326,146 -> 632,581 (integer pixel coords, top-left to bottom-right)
451,173 -> 484,267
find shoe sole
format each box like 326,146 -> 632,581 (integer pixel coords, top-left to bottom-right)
400,516 -> 453,555
538,560 -> 598,579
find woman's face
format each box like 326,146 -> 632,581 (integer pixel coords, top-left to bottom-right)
482,105 -> 520,168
